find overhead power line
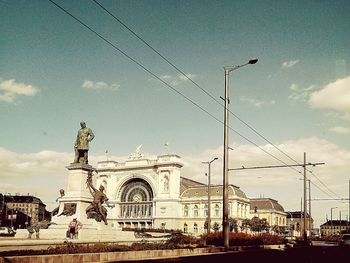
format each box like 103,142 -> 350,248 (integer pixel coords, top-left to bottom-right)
229,162 -> 324,171
48,0 -> 302,173
91,0 -> 343,198
91,0 -> 302,166
49,0 -> 338,200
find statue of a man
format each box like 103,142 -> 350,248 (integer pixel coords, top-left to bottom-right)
74,121 -> 94,164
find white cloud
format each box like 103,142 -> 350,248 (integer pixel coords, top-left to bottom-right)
160,75 -> 172,80
309,75 -> 350,113
240,96 -> 275,107
282,59 -> 300,69
329,126 -> 350,134
288,84 -> 316,102
179,73 -> 197,81
155,73 -> 197,86
0,78 -> 39,103
82,80 -> 119,91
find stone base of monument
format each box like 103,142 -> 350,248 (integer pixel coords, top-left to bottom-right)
15,163 -> 136,241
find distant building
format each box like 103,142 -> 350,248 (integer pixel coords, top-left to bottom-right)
286,211 -> 313,237
320,220 -> 350,236
250,198 -> 287,234
1,194 -> 50,228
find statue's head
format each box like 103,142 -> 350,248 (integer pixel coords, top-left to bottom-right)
59,189 -> 65,196
80,121 -> 86,128
99,185 -> 105,192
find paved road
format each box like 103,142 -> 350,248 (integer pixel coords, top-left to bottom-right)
115,246 -> 350,263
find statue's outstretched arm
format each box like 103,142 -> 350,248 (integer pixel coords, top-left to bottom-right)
87,174 -> 98,192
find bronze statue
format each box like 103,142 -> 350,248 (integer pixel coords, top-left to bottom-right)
58,203 -> 77,217
86,172 -> 113,225
74,121 -> 94,164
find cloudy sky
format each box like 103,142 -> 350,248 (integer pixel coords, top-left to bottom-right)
1,0 -> 350,228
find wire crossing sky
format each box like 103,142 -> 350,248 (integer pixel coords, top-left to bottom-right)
1,0 -> 350,227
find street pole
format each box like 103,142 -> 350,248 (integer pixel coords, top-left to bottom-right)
331,208 -> 333,235
300,197 -> 303,237
207,172 -> 210,233
303,152 -> 307,242
203,157 -> 218,234
222,58 -> 258,250
308,179 -> 312,236
331,207 -> 338,236
223,67 -> 230,249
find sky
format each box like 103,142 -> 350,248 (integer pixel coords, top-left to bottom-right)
1,0 -> 350,229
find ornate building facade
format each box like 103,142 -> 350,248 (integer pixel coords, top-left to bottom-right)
95,153 -> 251,234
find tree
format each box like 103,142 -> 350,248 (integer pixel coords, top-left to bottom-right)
204,219 -> 210,233
241,218 -> 251,233
228,217 -> 238,232
250,216 -> 270,233
212,222 -> 220,232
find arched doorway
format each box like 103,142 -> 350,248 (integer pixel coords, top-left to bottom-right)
118,178 -> 154,228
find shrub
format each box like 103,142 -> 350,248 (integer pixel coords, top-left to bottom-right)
122,227 -> 182,234
201,232 -> 286,246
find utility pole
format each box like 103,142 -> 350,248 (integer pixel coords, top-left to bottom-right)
303,152 -> 307,242
308,179 -> 312,236
300,197 -> 303,237
222,58 -> 258,250
203,157 -> 218,234
223,66 -> 230,250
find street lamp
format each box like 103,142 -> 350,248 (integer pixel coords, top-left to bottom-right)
222,58 -> 258,249
203,157 -> 218,234
330,207 -> 338,236
286,211 -> 294,237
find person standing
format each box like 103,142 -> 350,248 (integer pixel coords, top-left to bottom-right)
68,218 -> 82,239
74,121 -> 94,164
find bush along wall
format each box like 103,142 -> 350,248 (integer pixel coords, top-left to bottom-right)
201,232 -> 286,246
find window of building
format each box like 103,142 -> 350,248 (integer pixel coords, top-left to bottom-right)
194,205 -> 199,217
215,204 -> 219,217
184,223 -> 188,233
184,205 -> 189,217
194,223 -> 198,234
204,204 -> 208,217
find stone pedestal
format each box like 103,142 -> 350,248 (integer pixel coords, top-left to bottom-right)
50,163 -> 94,227
15,163 -> 124,240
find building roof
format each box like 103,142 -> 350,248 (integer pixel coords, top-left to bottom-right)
250,198 -> 285,212
180,184 -> 248,199
180,177 -> 206,194
3,195 -> 45,205
320,220 -> 349,227
285,211 -> 310,219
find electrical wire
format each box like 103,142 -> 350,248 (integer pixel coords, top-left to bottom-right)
49,0 -> 339,200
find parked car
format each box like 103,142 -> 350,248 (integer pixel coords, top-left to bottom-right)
0,227 -> 16,237
339,234 -> 350,246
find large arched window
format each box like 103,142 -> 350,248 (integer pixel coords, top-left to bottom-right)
119,178 -> 153,218
119,178 -> 153,202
